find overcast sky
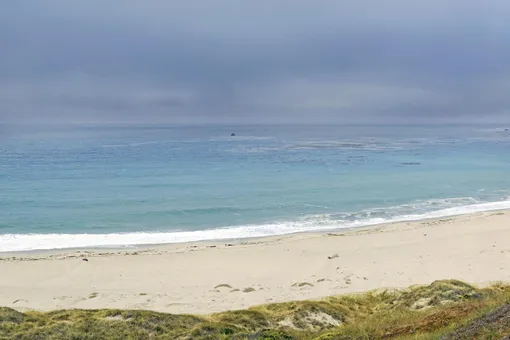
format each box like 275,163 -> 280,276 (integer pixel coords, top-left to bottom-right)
2,0 -> 510,125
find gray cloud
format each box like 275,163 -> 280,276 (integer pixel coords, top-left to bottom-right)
1,0 -> 510,124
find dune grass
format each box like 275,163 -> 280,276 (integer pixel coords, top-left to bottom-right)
1,280 -> 509,339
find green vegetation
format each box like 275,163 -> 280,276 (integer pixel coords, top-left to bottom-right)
1,280 -> 509,339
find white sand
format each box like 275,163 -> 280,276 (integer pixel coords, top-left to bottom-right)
1,210 -> 509,314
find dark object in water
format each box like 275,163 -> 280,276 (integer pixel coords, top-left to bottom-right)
231,133 -> 236,136
505,128 -> 509,132
401,162 -> 421,166
82,258 -> 89,262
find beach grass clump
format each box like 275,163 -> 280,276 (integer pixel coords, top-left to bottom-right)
188,321 -> 241,338
440,303 -> 510,339
213,310 -> 271,331
392,279 -> 486,310
0,307 -> 25,323
1,280 -> 509,339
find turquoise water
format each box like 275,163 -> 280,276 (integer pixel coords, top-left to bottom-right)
1,125 -> 510,251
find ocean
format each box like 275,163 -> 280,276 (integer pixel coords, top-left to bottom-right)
1,124 -> 509,252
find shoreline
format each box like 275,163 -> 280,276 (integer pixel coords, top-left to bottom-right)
1,207 -> 509,258
2,199 -> 510,254
1,209 -> 509,314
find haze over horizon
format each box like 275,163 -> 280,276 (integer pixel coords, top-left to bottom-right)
2,1 -> 510,126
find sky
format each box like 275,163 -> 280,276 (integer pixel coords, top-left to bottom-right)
1,0 -> 510,125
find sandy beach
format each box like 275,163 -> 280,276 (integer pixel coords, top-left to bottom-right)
1,210 -> 509,315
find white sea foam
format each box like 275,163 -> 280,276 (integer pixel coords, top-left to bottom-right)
102,140 -> 174,148
2,199 -> 510,252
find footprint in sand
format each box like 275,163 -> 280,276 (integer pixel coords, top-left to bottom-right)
12,299 -> 28,305
132,296 -> 155,309
214,284 -> 233,289
212,284 -> 235,293
316,278 -> 332,284
54,296 -> 72,301
335,270 -> 355,285
54,296 -> 88,307
291,282 -> 315,289
57,295 -> 89,303
336,267 -> 361,284
344,278 -> 352,285
88,293 -> 99,299
342,274 -> 368,284
165,302 -> 191,308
